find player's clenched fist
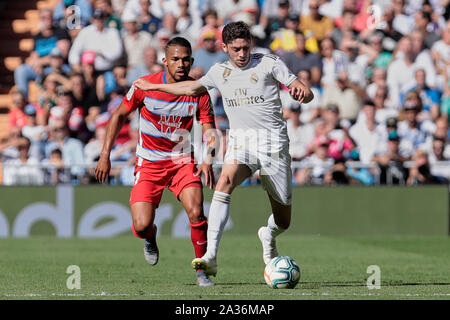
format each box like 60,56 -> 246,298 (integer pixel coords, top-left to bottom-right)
289,86 -> 306,103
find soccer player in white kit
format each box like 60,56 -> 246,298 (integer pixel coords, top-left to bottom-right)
134,21 -> 313,279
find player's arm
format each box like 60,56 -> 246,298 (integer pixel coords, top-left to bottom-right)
288,79 -> 314,104
196,122 -> 218,189
133,78 -> 207,97
94,102 -> 131,183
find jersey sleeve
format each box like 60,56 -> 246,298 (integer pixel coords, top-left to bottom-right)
196,92 -> 215,124
122,84 -> 144,112
270,55 -> 297,88
199,65 -> 218,91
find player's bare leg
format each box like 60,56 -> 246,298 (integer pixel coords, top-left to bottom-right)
258,195 -> 291,264
131,201 -> 159,266
192,162 -> 252,276
179,186 -> 214,286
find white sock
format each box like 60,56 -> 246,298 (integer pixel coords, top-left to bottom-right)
203,191 -> 231,261
267,214 -> 285,238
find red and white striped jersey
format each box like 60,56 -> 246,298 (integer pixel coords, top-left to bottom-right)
122,72 -> 214,162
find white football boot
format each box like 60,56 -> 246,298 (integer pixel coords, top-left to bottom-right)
258,226 -> 278,265
192,256 -> 218,277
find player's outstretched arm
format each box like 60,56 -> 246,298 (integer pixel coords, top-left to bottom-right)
94,102 -> 130,183
288,79 -> 314,104
133,78 -> 207,97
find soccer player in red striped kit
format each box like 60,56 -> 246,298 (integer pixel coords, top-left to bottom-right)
95,37 -> 217,286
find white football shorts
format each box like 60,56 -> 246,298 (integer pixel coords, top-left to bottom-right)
224,143 -> 292,206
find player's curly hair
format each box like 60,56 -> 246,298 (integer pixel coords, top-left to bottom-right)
222,21 -> 252,44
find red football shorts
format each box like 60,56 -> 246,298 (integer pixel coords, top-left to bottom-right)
129,157 -> 202,206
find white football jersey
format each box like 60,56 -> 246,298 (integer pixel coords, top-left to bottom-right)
199,53 -> 297,153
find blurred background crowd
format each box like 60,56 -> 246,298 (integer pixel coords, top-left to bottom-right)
0,0 -> 449,186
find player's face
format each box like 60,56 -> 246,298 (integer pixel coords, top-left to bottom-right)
163,45 -> 193,82
223,38 -> 252,68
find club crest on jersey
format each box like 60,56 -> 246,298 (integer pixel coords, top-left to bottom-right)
222,68 -> 231,82
250,72 -> 259,84
188,104 -> 195,116
158,114 -> 182,133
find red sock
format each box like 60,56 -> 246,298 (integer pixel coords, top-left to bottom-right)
190,220 -> 208,258
132,224 -> 154,240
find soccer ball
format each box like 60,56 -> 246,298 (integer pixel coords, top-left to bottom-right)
264,256 -> 301,289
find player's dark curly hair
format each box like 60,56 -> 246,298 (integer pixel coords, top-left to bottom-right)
222,21 -> 252,44
165,36 -> 192,55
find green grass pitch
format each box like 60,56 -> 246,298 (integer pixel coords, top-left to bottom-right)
1,235 -> 449,300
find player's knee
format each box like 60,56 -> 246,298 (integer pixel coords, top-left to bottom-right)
132,220 -> 152,238
216,175 -> 235,193
187,206 -> 204,223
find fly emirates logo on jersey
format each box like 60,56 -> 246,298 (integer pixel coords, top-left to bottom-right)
158,114 -> 183,133
224,88 -> 265,108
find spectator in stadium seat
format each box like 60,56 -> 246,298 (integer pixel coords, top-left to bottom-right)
397,92 -> 436,158
126,46 -> 159,86
43,148 -> 70,184
9,91 -> 31,130
132,0 -> 162,36
0,127 -> 23,163
386,36 -> 419,109
44,123 -> 86,179
68,9 -> 124,74
321,71 -> 363,122
192,30 -> 228,74
153,28 -> 173,63
372,130 -> 409,184
261,0 -> 290,43
53,0 -> 93,29
331,9 -> 359,48
407,149 -> 447,185
321,104 -> 354,161
14,8 -> 71,97
121,14 -> 153,69
2,137 -> 44,186
414,11 -> 440,49
269,13 -> 301,55
281,30 -> 322,86
297,70 -> 321,123
214,0 -> 258,26
410,29 -> 437,88
392,0 -> 415,36
285,103 -> 314,162
95,0 -> 122,31
371,85 -> 398,124
428,136 -> 450,181
84,116 -> 108,165
319,37 -> 349,87
196,9 -> 223,50
40,48 -> 72,89
349,100 -> 387,164
299,0 -> 334,42
68,72 -> 100,119
431,20 -> 450,90
401,69 -> 441,121
21,104 -> 47,160
296,136 -> 334,186
339,36 -> 366,89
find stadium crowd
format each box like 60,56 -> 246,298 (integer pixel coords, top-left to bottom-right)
0,0 -> 449,186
